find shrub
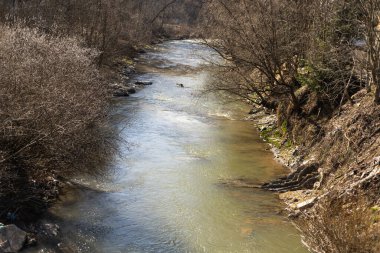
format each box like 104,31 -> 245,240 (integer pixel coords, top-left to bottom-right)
0,25 -> 111,221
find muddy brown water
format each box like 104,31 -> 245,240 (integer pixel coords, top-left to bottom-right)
30,40 -> 309,253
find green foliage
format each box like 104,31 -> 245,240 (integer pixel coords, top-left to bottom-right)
260,122 -> 293,149
121,56 -> 134,66
260,125 -> 281,148
296,63 -> 323,92
284,139 -> 293,149
281,120 -> 288,136
371,205 -> 380,213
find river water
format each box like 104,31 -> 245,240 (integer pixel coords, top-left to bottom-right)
33,40 -> 309,253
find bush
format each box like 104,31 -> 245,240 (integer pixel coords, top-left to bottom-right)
0,25 -> 111,221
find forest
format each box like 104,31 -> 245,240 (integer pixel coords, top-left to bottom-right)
0,0 -> 379,253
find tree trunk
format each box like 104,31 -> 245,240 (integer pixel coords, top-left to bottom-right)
375,85 -> 380,104
289,87 -> 301,113
372,67 -> 380,104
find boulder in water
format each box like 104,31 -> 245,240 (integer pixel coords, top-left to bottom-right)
135,81 -> 153,86
127,87 -> 137,94
113,88 -> 129,97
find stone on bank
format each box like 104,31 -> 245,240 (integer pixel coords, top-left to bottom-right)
0,224 -> 27,253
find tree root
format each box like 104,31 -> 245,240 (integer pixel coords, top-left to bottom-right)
262,163 -> 320,192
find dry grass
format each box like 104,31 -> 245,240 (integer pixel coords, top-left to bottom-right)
293,91 -> 380,253
298,193 -> 380,253
0,25 -> 113,221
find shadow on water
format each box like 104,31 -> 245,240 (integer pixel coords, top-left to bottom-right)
30,40 -> 310,253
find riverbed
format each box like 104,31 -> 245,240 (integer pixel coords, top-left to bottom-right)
32,40 -> 309,253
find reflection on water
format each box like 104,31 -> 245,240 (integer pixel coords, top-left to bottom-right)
32,40 -> 309,253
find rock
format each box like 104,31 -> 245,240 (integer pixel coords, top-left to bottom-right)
109,83 -> 123,89
127,87 -> 136,94
0,224 -> 27,253
292,147 -> 300,156
176,83 -> 184,88
296,197 -> 317,210
122,66 -> 136,75
249,108 -> 263,115
39,223 -> 59,237
259,126 -> 267,132
111,82 -> 138,96
288,210 -> 301,219
257,115 -> 277,127
113,88 -> 129,97
37,249 -> 56,253
57,242 -> 76,253
135,81 -> 153,86
373,156 -> 380,166
25,235 -> 37,247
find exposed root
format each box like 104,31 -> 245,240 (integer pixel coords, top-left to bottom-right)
262,162 -> 320,192
218,178 -> 262,189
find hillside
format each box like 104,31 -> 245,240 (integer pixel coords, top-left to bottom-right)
260,89 -> 380,252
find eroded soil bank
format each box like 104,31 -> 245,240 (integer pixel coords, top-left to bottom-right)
252,89 -> 380,253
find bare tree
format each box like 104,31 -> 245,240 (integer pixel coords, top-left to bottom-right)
357,0 -> 380,103
201,0 -> 314,111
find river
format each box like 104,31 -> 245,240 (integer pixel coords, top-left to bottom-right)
31,40 -> 309,253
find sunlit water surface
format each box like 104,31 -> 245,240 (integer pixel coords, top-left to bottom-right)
31,40 -> 309,253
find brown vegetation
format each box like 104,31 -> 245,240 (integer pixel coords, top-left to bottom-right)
1,0 -> 378,251
0,0 -> 204,223
295,91 -> 380,253
0,0 -> 204,63
299,192 -> 380,253
0,25 -> 113,221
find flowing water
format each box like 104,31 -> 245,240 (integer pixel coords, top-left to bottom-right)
33,40 -> 309,253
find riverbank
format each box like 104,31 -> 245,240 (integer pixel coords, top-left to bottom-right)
250,89 -> 380,252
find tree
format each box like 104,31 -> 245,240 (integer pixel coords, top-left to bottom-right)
357,0 -> 380,103
201,0 -> 314,111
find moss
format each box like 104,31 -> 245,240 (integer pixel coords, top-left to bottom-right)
296,62 -> 324,92
285,139 -> 293,149
260,126 -> 275,142
121,56 -> 134,66
143,44 -> 154,49
268,137 -> 282,148
371,206 -> 380,223
260,126 -> 282,148
260,121 -> 294,149
281,120 -> 288,136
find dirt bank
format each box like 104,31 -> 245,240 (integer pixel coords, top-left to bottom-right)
252,89 -> 380,253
